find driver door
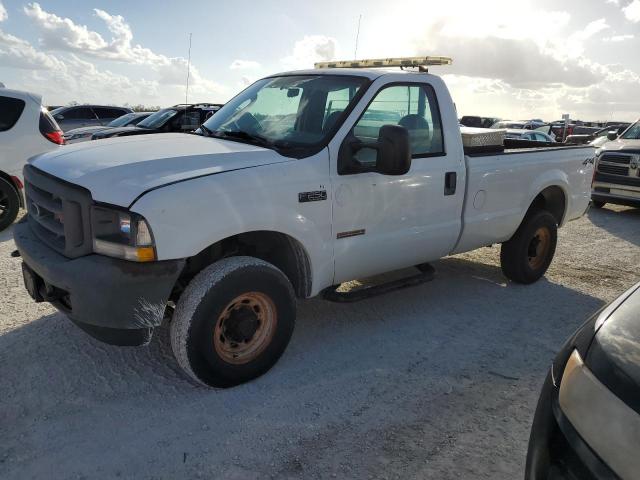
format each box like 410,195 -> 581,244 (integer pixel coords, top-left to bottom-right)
330,81 -> 464,284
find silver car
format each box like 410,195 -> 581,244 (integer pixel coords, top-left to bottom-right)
503,129 -> 555,142
64,112 -> 153,144
50,105 -> 133,132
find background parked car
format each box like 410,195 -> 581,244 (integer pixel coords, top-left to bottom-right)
0,88 -> 63,231
64,112 -> 153,144
491,119 -> 546,130
526,282 -> 640,480
459,115 -> 501,128
50,105 -> 133,132
91,103 -> 223,140
565,125 -> 628,145
503,129 -> 555,142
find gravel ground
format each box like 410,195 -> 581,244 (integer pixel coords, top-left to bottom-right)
1,206 -> 639,480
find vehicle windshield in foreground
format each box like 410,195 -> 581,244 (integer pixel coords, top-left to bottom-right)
108,113 -> 136,127
621,121 -> 640,139
137,108 -> 178,129
200,75 -> 368,152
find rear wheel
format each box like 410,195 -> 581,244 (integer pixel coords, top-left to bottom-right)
591,200 -> 606,209
0,178 -> 20,232
500,210 -> 558,284
170,256 -> 296,388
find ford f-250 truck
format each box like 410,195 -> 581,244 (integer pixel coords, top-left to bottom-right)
14,57 -> 594,388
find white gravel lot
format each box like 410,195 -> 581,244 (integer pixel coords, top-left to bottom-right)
1,206 -> 639,480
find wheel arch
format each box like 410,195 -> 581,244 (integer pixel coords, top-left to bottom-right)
173,230 -> 313,300
0,170 -> 24,208
525,185 -> 567,226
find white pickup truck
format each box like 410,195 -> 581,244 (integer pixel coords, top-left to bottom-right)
14,57 -> 594,387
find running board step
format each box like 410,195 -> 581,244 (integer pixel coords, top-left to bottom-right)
323,263 -> 435,303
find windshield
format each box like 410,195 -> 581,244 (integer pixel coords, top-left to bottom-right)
137,108 -> 178,129
200,75 -> 368,151
108,113 -> 137,127
621,122 -> 640,139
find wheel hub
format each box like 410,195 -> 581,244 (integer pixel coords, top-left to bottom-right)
214,292 -> 277,365
224,307 -> 260,343
528,227 -> 551,270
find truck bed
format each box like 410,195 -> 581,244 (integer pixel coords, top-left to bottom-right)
452,143 -> 594,254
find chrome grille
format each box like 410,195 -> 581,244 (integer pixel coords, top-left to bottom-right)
598,163 -> 631,176
600,154 -> 630,165
597,153 -> 640,178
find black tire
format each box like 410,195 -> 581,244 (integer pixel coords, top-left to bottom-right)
170,256 -> 296,388
500,210 -> 558,284
0,177 -> 20,232
591,200 -> 606,209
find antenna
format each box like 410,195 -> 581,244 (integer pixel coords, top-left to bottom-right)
185,33 -> 192,109
354,15 -> 362,59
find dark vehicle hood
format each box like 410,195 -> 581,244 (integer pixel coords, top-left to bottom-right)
66,125 -> 110,136
586,283 -> 640,413
94,126 -> 157,138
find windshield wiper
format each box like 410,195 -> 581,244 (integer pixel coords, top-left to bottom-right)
199,124 -> 213,137
213,130 -> 275,148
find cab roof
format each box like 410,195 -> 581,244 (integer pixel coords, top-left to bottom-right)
271,68 -> 433,80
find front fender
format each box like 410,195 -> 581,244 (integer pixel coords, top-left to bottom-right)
131,151 -> 333,296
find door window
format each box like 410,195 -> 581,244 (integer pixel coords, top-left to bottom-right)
0,96 -> 26,132
94,107 -> 126,119
352,84 -> 444,157
66,107 -> 96,120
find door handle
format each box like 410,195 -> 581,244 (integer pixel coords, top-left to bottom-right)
444,172 -> 457,196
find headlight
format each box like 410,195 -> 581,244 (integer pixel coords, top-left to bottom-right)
91,206 -> 156,262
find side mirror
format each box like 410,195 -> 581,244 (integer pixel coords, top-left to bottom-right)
376,125 -> 411,175
338,124 -> 411,176
54,114 -> 64,121
607,131 -> 618,141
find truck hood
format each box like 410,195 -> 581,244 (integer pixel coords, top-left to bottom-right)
29,133 -> 289,207
599,138 -> 640,151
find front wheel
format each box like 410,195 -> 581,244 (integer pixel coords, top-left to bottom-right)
170,256 -> 296,388
0,177 -> 20,232
500,210 -> 558,284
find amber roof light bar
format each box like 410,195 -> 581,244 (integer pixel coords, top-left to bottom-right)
314,56 -> 453,70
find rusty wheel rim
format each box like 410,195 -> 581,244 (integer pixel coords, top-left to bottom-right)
214,292 -> 277,365
528,226 -> 551,270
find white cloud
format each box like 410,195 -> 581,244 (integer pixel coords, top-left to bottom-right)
23,2 -> 225,95
281,35 -> 338,70
604,34 -> 635,41
0,3 -> 7,22
623,0 -> 640,21
415,24 -> 599,89
572,18 -> 609,41
229,59 -> 260,70
0,30 -> 65,70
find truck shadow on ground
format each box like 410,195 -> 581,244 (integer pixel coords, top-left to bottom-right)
0,256 -> 605,479
0,224 -> 15,244
587,205 -> 640,247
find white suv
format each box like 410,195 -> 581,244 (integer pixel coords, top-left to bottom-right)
0,88 -> 64,231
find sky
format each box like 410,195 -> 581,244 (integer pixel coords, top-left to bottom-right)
0,0 -> 639,121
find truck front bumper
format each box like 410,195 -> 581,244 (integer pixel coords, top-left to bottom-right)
592,176 -> 640,208
14,220 -> 185,346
